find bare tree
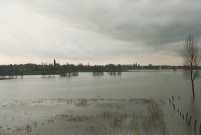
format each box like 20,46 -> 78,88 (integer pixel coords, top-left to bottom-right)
183,35 -> 200,99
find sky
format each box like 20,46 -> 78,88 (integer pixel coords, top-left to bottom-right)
0,0 -> 201,66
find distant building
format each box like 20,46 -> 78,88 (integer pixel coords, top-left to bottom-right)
54,59 -> 59,67
54,59 -> 56,67
133,62 -> 138,67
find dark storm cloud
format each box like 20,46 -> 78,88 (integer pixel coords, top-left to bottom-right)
24,0 -> 201,45
0,0 -> 201,65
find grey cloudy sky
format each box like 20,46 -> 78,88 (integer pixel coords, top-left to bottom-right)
0,0 -> 201,65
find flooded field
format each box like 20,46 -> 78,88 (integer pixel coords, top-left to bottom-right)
0,98 -> 167,135
0,70 -> 200,135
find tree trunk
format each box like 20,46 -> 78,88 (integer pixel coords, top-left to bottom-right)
191,79 -> 195,99
190,62 -> 195,99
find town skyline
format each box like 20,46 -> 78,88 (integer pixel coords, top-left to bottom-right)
0,59 -> 183,66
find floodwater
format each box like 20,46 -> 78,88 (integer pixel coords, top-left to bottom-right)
0,70 -> 200,135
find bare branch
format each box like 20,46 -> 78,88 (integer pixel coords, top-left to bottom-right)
182,35 -> 200,99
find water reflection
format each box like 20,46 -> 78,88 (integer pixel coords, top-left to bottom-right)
41,75 -> 55,78
59,72 -> 79,77
92,72 -> 104,76
108,72 -> 122,76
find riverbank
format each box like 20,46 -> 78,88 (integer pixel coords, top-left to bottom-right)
0,78 -> 13,80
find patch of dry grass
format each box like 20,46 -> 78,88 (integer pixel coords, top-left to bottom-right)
74,99 -> 88,107
56,114 -> 88,122
3,98 -> 166,135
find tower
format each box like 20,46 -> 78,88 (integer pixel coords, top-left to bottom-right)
54,59 -> 56,67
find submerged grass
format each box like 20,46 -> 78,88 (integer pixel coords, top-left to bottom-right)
0,98 -> 167,135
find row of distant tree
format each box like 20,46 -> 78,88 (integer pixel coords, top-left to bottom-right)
0,64 -> 124,78
0,63 -> 187,79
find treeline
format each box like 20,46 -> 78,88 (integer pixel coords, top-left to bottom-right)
0,63 -> 193,78
0,64 -> 24,79
0,63 -> 127,78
